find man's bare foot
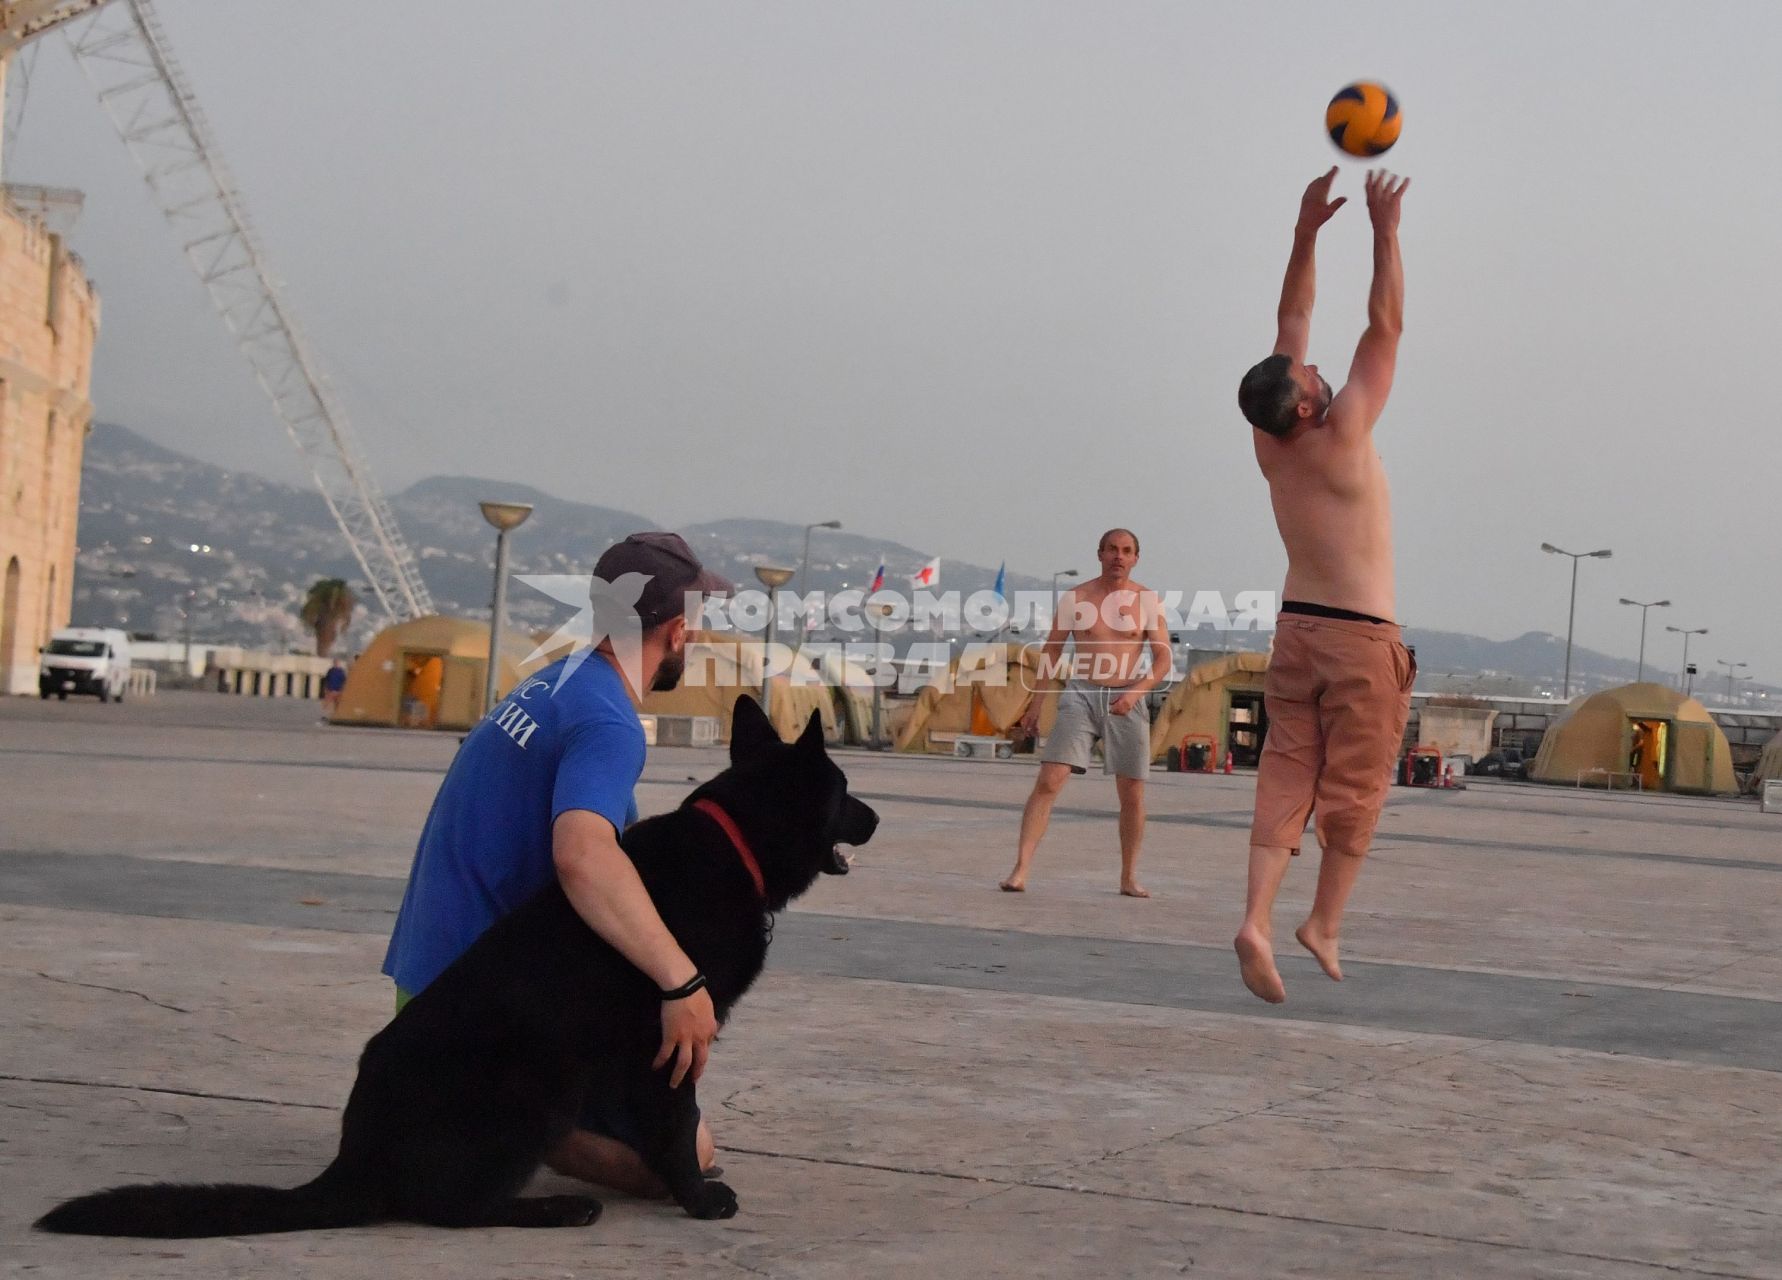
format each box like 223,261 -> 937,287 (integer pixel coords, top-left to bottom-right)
1234,924 -> 1286,1003
999,875 -> 1026,892
1120,881 -> 1150,898
1295,921 -> 1343,981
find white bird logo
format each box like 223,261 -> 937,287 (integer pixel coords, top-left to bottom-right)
516,571 -> 652,694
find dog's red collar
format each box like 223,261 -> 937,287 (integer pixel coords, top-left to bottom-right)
691,798 -> 766,899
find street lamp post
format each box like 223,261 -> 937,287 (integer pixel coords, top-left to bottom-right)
1716,659 -> 1748,705
798,520 -> 842,600
181,589 -> 197,668
1664,625 -> 1708,695
866,599 -> 893,749
478,501 -> 534,716
1051,569 -> 1079,629
1616,597 -> 1670,684
1541,543 -> 1612,699
796,520 -> 841,650
754,565 -> 796,723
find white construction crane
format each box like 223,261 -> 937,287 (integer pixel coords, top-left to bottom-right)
1,0 -> 434,621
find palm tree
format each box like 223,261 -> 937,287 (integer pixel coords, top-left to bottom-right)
301,578 -> 357,657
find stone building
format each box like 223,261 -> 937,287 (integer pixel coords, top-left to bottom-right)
0,195 -> 99,694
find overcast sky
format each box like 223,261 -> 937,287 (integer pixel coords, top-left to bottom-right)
11,1 -> 1779,684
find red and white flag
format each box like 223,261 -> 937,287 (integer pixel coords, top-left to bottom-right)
909,557 -> 940,589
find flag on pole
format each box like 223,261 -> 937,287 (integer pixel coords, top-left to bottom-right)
868,560 -> 886,594
992,562 -> 1006,603
909,557 -> 940,589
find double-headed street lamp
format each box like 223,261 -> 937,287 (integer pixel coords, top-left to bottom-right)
1541,543 -> 1612,699
479,500 -> 534,716
1664,625 -> 1708,695
1716,659 -> 1748,705
1616,597 -> 1670,683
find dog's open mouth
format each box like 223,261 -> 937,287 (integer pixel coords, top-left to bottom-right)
823,845 -> 853,875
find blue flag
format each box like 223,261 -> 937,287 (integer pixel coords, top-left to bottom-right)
992,562 -> 1006,603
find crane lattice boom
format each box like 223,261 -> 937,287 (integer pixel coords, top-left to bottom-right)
54,0 -> 433,621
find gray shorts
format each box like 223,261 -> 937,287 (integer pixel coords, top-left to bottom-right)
1042,681 -> 1151,780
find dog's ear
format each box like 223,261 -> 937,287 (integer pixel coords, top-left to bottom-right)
796,708 -> 825,754
730,693 -> 779,761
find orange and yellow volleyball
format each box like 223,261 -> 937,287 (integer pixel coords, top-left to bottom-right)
1325,82 -> 1402,157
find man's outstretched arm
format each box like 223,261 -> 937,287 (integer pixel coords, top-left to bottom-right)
1335,169 -> 1409,432
1021,593 -> 1075,732
1109,595 -> 1175,716
553,810 -> 716,1088
1274,167 -> 1347,362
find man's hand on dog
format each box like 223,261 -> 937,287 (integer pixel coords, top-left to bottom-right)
655,985 -> 717,1087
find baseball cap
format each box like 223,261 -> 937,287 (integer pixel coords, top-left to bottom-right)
594,532 -> 734,628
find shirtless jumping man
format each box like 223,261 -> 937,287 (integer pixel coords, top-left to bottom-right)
1233,168 -> 1415,1003
1001,529 -> 1173,898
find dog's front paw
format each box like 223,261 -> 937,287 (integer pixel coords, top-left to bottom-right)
539,1194 -> 603,1227
684,1180 -> 739,1220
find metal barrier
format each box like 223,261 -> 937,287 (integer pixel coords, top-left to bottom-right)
639,715 -> 720,748
126,668 -> 157,698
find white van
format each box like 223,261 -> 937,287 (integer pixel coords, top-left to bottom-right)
39,627 -> 133,703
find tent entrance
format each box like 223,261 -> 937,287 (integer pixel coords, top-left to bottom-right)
1627,718 -> 1669,791
399,649 -> 449,729
1226,691 -> 1268,767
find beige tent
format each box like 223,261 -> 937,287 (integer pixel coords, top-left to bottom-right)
894,643 -> 1062,754
1148,652 -> 1270,765
642,631 -> 840,744
1755,730 -> 1782,787
812,646 -> 878,745
1530,682 -> 1736,794
332,615 -> 539,730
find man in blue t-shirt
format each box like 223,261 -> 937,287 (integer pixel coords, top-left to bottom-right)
321,660 -> 346,707
383,531 -> 732,1197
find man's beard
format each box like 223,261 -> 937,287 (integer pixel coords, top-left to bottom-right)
651,648 -> 686,692
1318,375 -> 1333,412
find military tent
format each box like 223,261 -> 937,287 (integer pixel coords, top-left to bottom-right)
1754,730 -> 1782,788
1148,652 -> 1270,765
812,645 -> 878,745
642,631 -> 840,744
1529,682 -> 1735,794
331,615 -> 539,730
894,642 -> 1062,754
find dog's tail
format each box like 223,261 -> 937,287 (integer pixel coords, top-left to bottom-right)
34,1161 -> 380,1238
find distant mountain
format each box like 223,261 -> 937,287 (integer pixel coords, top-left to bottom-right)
388,475 -> 656,612
1398,626 -> 1639,698
69,424 -> 1767,699
71,424 -> 1044,653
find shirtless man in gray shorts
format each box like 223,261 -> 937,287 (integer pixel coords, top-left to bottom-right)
1000,529 -> 1173,898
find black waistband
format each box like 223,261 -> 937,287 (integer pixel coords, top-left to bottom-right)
1279,600 -> 1395,627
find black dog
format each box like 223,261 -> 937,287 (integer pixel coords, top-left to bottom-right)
37,698 -> 877,1237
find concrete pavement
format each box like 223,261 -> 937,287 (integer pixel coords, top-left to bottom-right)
2,692 -> 1778,1277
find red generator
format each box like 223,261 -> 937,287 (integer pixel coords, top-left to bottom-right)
1168,734 -> 1218,773
1398,745 -> 1443,787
